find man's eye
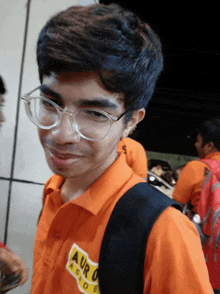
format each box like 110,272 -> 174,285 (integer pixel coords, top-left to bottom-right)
83,110 -> 108,121
41,99 -> 54,108
40,93 -> 62,106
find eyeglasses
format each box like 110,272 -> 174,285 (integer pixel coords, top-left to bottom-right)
21,86 -> 127,141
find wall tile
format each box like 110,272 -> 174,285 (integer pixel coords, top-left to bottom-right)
6,181 -> 44,294
0,0 -> 27,178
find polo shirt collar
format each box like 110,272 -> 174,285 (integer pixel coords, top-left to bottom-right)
45,174 -> 64,195
44,153 -> 133,215
204,152 -> 220,161
72,153 -> 133,215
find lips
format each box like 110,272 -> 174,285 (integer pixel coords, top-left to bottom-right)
46,147 -> 84,168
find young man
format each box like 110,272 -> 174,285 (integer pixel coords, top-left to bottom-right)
22,4 -> 213,293
0,76 -> 28,292
173,118 -> 220,293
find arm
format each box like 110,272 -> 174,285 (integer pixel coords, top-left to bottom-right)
143,207 -> 213,293
172,162 -> 195,206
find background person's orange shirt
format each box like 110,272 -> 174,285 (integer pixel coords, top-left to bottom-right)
117,137 -> 147,178
173,152 -> 220,212
31,153 -> 213,294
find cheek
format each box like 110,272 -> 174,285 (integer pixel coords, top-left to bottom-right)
99,128 -> 123,153
38,128 -> 48,145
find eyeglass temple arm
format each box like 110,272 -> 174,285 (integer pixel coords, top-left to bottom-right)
115,110 -> 132,122
21,86 -> 41,99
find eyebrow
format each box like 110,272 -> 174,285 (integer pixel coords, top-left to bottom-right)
40,85 -> 62,101
40,85 -> 119,109
78,99 -> 118,109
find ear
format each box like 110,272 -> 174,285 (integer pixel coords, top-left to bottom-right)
205,141 -> 218,153
121,108 -> 145,138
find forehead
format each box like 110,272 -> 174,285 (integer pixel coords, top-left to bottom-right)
42,72 -> 124,108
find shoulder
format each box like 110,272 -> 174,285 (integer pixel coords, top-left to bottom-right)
152,206 -> 197,234
179,160 -> 208,179
146,206 -> 202,260
123,138 -> 146,159
123,137 -> 144,150
117,138 -> 146,159
185,159 -> 206,170
113,183 -> 179,234
144,206 -> 214,293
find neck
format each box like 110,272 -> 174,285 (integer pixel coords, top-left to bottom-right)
206,148 -> 220,157
61,150 -> 118,203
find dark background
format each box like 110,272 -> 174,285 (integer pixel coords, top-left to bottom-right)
100,0 -> 220,156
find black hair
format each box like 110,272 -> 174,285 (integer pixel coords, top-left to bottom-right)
197,118 -> 220,150
37,3 -> 163,116
0,76 -> 6,95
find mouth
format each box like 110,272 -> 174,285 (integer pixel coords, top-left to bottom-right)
46,146 -> 84,168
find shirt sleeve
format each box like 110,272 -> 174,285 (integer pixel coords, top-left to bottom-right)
143,207 -> 213,294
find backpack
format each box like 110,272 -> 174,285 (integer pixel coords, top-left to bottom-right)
98,182 -> 181,294
195,159 -> 220,289
38,182 -> 181,293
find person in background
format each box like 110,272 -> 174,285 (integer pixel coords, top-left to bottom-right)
0,75 -> 28,292
0,76 -> 6,127
22,4 -> 213,293
117,137 -> 147,181
173,117 -> 220,293
173,164 -> 185,183
149,159 -> 176,186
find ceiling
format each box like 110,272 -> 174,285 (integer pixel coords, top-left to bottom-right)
100,0 -> 220,156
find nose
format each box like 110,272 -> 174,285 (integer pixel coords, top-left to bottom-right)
51,113 -> 81,145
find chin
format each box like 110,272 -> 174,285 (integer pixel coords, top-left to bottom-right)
47,160 -> 84,179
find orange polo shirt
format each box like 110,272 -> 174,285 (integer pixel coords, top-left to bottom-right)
117,137 -> 147,178
31,153 -> 213,294
173,152 -> 220,212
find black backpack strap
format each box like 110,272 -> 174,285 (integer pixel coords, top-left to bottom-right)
98,182 -> 181,294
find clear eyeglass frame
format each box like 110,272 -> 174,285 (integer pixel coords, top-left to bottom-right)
21,86 -> 127,141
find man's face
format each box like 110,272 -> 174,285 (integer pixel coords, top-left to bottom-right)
38,72 -> 131,179
0,94 -> 5,128
194,134 -> 207,158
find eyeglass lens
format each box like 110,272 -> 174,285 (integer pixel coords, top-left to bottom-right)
25,96 -> 112,140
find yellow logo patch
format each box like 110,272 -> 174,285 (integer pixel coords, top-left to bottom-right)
66,243 -> 100,294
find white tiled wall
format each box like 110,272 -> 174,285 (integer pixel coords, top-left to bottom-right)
0,0 -> 95,293
6,182 -> 44,294
0,180 -> 9,241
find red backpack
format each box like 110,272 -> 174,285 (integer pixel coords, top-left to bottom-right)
197,159 -> 220,289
